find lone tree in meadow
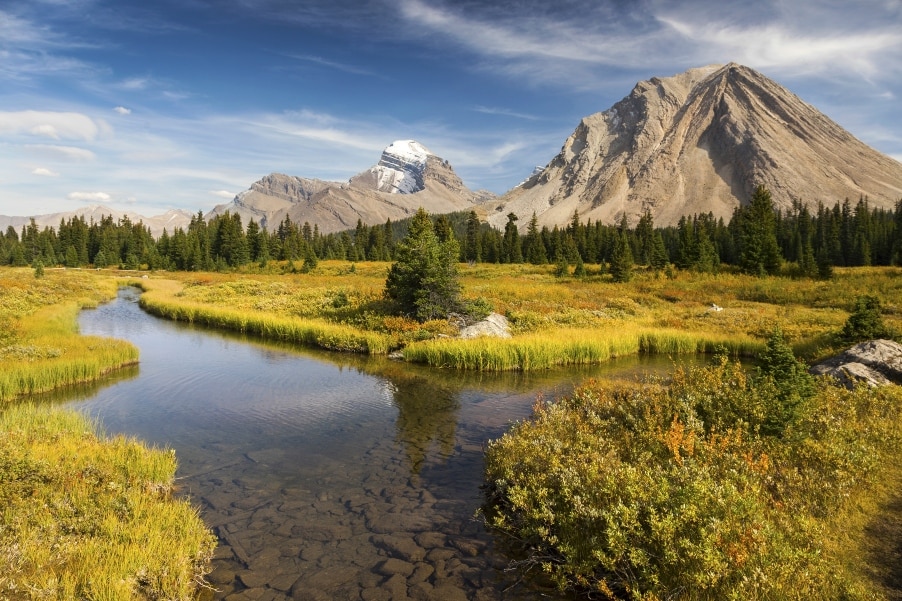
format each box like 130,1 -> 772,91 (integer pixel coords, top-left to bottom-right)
385,208 -> 461,322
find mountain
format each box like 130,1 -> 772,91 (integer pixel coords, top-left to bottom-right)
486,63 -> 902,229
209,140 -> 492,233
0,205 -> 193,238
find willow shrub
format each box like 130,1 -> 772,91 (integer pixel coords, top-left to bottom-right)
482,362 -> 902,599
0,405 -> 216,599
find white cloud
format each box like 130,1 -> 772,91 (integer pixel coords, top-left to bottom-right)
660,17 -> 902,77
0,111 -> 102,141
68,191 -> 111,202
211,190 -> 236,199
25,144 -> 96,162
31,167 -> 59,177
114,106 -> 132,115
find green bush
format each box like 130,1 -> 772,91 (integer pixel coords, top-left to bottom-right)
839,295 -> 894,344
482,362 -> 902,599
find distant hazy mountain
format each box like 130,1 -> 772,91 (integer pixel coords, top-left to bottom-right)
208,140 -> 493,233
0,205 -> 193,238
486,63 -> 902,229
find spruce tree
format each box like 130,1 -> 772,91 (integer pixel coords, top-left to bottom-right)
385,208 -> 461,322
738,185 -> 782,276
610,231 -> 634,283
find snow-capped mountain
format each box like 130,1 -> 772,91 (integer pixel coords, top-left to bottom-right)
208,140 -> 491,233
349,140 -> 432,194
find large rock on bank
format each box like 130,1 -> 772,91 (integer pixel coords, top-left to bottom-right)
810,339 -> 902,389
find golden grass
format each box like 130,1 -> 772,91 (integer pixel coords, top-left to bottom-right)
0,404 -> 215,599
0,268 -> 139,401
125,262 -> 902,371
136,277 -> 395,353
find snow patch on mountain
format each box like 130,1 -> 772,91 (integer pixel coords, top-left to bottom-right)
366,140 -> 433,194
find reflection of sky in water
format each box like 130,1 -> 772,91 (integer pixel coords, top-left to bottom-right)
65,287 -> 694,478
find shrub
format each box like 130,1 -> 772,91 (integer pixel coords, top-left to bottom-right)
482,362 -> 902,599
839,295 -> 894,344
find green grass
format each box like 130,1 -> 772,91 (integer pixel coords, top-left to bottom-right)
123,262 -> 902,371
0,404 -> 216,599
0,269 -> 139,402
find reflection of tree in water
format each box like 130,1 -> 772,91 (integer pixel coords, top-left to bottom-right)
387,374 -> 461,475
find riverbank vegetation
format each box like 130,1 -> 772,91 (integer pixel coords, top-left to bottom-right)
482,355 -> 902,599
0,405 -> 216,599
0,268 -> 138,401
0,268 -> 215,598
125,261 -> 901,370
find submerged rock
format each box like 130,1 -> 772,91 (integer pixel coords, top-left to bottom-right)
810,339 -> 902,388
458,313 -> 511,339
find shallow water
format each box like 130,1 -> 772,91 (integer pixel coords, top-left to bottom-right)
55,287 -> 691,600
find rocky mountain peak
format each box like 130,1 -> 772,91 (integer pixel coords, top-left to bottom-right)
349,140 -> 435,194
489,63 -> 902,230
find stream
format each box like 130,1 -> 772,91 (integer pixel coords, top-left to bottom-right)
50,287 -> 689,601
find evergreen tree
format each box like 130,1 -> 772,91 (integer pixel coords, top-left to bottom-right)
757,327 -> 815,437
523,212 -> 547,265
385,208 -> 461,322
650,231 -> 669,270
610,231 -> 634,283
738,185 -> 782,276
464,211 -> 482,263
501,213 -> 522,263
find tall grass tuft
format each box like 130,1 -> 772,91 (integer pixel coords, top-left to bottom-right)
0,404 -> 216,599
402,327 -> 763,371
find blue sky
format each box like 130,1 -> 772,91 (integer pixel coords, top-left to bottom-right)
1,0 -> 900,217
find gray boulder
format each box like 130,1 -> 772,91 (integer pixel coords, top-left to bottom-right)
458,313 -> 511,339
810,339 -> 902,388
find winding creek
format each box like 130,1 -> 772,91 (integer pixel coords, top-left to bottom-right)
45,287 -> 692,600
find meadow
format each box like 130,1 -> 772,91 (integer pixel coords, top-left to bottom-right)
131,261 -> 902,370
0,268 -> 139,401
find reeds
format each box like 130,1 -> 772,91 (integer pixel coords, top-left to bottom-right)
0,404 -> 215,599
138,282 -> 394,354
402,327 -> 763,371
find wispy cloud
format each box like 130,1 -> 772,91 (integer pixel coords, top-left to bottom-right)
211,190 -> 236,199
68,191 -> 111,202
31,167 -> 59,177
474,106 -> 540,121
0,110 -> 105,141
25,144 -> 96,162
113,106 -> 131,115
286,54 -> 385,78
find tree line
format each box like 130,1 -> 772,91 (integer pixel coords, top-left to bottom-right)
3,186 -> 901,278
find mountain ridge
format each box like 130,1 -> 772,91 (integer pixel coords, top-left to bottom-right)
486,63 -> 902,229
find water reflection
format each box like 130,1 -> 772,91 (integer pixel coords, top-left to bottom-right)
47,287 -> 693,600
388,372 -> 461,474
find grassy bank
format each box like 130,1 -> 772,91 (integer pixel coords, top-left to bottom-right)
0,267 -> 216,598
0,404 -> 216,599
136,277 -> 396,353
0,268 -> 139,401
134,262 -> 902,370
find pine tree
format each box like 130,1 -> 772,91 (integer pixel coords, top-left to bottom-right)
738,185 -> 782,276
464,211 -> 482,263
501,213 -> 522,263
610,231 -> 634,283
385,208 -> 461,322
523,212 -> 547,265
